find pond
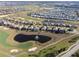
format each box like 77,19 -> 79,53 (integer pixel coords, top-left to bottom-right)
14,34 -> 51,43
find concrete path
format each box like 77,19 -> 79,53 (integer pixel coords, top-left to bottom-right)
57,40 -> 79,57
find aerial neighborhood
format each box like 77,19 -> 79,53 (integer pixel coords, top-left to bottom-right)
0,1 -> 78,57
0,17 -> 77,34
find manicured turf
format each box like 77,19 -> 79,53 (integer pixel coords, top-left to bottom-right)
32,36 -> 79,57
24,16 -> 44,21
37,40 -> 70,57
17,42 -> 33,49
16,53 -> 28,57
0,31 -> 11,48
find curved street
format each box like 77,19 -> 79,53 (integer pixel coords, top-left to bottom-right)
57,40 -> 79,57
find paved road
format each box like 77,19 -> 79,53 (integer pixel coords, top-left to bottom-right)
36,32 -> 79,56
58,40 -> 79,57
58,29 -> 79,57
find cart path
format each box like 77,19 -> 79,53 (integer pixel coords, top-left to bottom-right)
57,40 -> 79,57
38,32 -> 79,52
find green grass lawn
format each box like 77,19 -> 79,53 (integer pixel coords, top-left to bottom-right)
17,42 -> 33,49
28,39 -> 71,57
24,16 -> 44,21
69,36 -> 79,43
29,35 -> 79,57
0,50 -> 10,57
0,31 -> 11,48
37,40 -> 70,57
16,53 -> 28,57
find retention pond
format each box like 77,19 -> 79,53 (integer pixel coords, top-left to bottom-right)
14,34 -> 51,43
